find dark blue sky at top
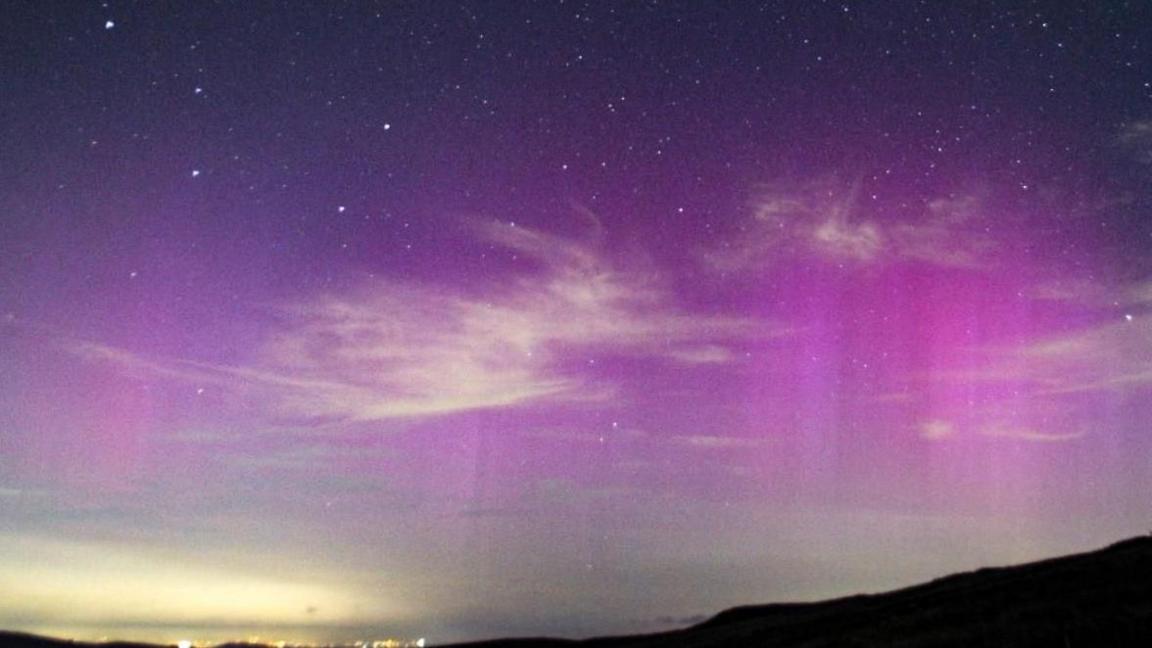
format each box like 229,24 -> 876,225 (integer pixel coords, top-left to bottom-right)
8,2 -> 1152,221
5,1 -> 1151,344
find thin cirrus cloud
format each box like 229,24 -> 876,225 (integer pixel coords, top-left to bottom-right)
257,221 -> 773,421
65,220 -> 775,423
917,294 -> 1151,442
672,435 -> 772,449
1015,311 -> 1152,395
919,419 -> 955,441
706,181 -> 995,271
929,313 -> 1152,396
1026,278 -> 1152,308
918,419 -> 1084,443
1129,281 -> 1152,306
978,424 -> 1085,443
1118,119 -> 1152,164
966,273 -> 1152,395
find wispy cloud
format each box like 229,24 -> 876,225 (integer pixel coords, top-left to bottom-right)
978,424 -> 1084,443
672,435 -> 771,449
663,344 -> 738,364
64,221 -> 778,423
1119,119 -> 1152,164
917,419 -> 1083,443
1026,277 -> 1152,308
708,181 -> 995,271
1127,281 -> 1152,306
925,276 -> 1152,397
516,426 -> 648,444
917,293 -> 1152,442
1013,312 -> 1152,395
890,195 -> 994,268
1024,279 -> 1111,304
517,427 -> 769,450
919,419 -> 955,441
219,444 -> 393,471
0,487 -> 48,499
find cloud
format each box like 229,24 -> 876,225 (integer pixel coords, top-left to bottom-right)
517,427 -> 768,450
917,419 -> 1082,443
1013,312 -> 1152,395
919,420 -> 955,441
516,426 -> 647,444
810,216 -> 884,261
1024,279 -> 1111,304
926,277 -> 1152,397
530,478 -> 636,505
219,444 -> 392,471
456,507 -> 535,519
978,425 -> 1084,443
663,344 -> 738,364
1126,281 -> 1152,306
1025,277 -> 1152,308
65,220 -> 777,423
0,487 -> 48,499
890,195 -> 993,268
1118,119 -> 1152,164
65,339 -> 350,395
672,435 -> 771,449
917,296 -> 1152,443
708,182 -> 994,271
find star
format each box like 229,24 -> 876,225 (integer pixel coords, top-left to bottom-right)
104,20 -> 115,30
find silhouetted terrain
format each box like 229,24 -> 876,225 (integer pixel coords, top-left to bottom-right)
5,536 -> 1152,648
0,631 -> 159,648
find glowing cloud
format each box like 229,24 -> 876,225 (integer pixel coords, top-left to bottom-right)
1118,119 -> 1152,164
978,425 -> 1084,443
255,221 -> 772,421
62,221 -> 777,423
917,283 -> 1152,444
918,419 -> 1083,443
708,181 -> 995,271
1012,311 -> 1152,395
919,419 -> 955,441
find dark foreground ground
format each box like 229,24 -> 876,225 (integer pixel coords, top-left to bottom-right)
5,535 -> 1152,648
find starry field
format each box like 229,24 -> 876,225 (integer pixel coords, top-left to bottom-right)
2,1 -> 1152,645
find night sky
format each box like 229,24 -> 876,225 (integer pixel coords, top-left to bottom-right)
3,1 -> 1152,644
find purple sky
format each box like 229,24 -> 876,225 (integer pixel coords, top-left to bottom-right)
3,2 -> 1152,644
